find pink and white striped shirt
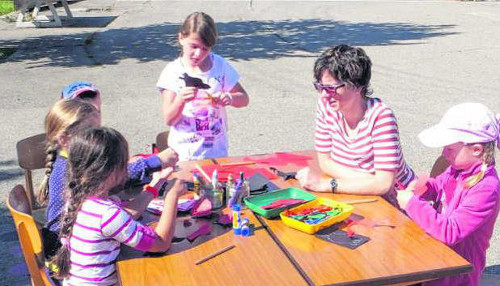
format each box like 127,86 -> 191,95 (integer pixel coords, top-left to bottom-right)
315,97 -> 415,206
63,197 -> 157,286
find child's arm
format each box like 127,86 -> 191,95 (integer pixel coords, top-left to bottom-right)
161,87 -> 197,126
403,181 -> 499,245
212,83 -> 249,108
147,179 -> 186,252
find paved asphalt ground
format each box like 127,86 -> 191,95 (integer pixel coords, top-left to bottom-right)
0,0 -> 499,285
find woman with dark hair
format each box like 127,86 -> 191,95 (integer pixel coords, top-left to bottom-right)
297,44 -> 415,207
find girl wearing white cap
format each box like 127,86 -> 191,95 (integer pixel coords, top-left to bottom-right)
397,102 -> 500,286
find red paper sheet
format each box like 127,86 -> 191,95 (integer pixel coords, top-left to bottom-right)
194,165 -> 277,182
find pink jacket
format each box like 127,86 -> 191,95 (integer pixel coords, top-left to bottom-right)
406,162 -> 500,286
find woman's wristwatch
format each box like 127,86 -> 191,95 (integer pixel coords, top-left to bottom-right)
330,178 -> 338,193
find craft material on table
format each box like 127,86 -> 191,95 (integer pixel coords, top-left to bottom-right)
195,163 -> 212,183
242,152 -> 312,167
245,187 -> 316,218
219,161 -> 255,167
187,223 -> 212,242
191,198 -> 213,218
269,167 -> 297,181
315,227 -> 370,249
195,245 -> 236,265
248,172 -> 279,195
192,165 -> 277,182
260,199 -> 307,210
337,198 -> 377,205
280,198 -> 353,234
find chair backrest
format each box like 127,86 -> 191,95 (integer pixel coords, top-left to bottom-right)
16,133 -> 47,208
155,130 -> 170,152
7,185 -> 53,286
7,185 -> 42,254
17,222 -> 55,286
430,155 -> 449,178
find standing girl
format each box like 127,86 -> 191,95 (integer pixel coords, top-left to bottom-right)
157,12 -> 249,161
397,103 -> 500,286
52,126 -> 186,285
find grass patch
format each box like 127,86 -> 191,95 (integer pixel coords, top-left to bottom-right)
0,47 -> 16,62
0,1 -> 14,16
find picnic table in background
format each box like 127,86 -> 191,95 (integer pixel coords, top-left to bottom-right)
117,151 -> 472,286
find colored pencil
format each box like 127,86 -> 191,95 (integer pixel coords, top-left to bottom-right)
220,161 -> 256,167
195,163 -> 212,183
195,245 -> 236,265
339,198 -> 378,205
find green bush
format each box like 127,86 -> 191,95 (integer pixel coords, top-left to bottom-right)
0,1 -> 14,16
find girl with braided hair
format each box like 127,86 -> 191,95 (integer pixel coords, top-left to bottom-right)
52,127 -> 185,285
39,100 -> 179,259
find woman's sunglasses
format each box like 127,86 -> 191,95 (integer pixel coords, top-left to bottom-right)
313,82 -> 346,94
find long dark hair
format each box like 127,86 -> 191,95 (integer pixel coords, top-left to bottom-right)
179,12 -> 218,48
51,126 -> 129,279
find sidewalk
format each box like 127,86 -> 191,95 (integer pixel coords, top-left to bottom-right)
0,1 -> 499,285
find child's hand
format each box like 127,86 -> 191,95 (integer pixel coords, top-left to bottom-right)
211,92 -> 232,106
157,148 -> 178,168
396,189 -> 414,210
150,167 -> 174,189
177,87 -> 197,103
165,179 -> 187,199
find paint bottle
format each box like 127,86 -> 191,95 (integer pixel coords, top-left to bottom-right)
232,203 -> 242,235
193,171 -> 201,195
225,174 -> 234,207
211,170 -> 223,209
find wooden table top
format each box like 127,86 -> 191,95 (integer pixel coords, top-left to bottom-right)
218,150 -> 472,286
117,159 -> 308,286
118,150 -> 472,286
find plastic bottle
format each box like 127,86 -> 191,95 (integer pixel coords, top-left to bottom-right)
211,170 -> 223,209
232,204 -> 242,235
240,218 -> 250,237
193,172 -> 201,195
225,174 -> 234,207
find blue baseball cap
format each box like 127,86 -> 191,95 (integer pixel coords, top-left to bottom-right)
61,81 -> 99,100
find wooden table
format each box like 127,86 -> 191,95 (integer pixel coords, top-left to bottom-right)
117,159 -> 308,286
118,151 -> 472,286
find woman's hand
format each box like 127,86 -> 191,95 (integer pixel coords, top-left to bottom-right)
157,148 -> 179,169
211,92 -> 233,106
296,167 -> 331,192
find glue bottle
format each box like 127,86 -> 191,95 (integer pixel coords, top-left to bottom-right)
240,218 -> 250,237
232,203 -> 242,235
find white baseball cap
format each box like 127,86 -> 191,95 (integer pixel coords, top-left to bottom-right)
418,103 -> 500,149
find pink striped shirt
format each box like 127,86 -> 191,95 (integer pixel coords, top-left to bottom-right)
63,197 -> 157,286
315,97 -> 415,206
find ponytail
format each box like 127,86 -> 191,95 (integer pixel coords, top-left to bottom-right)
463,141 -> 496,189
51,181 -> 86,279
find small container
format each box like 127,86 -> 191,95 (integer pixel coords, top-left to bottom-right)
193,172 -> 201,195
225,174 -> 234,207
232,203 -> 242,235
240,218 -> 250,236
280,198 -> 354,234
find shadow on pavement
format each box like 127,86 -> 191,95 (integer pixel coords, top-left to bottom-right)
0,19 -> 455,67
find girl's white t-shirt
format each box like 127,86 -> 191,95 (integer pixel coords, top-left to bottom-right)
157,53 -> 240,161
